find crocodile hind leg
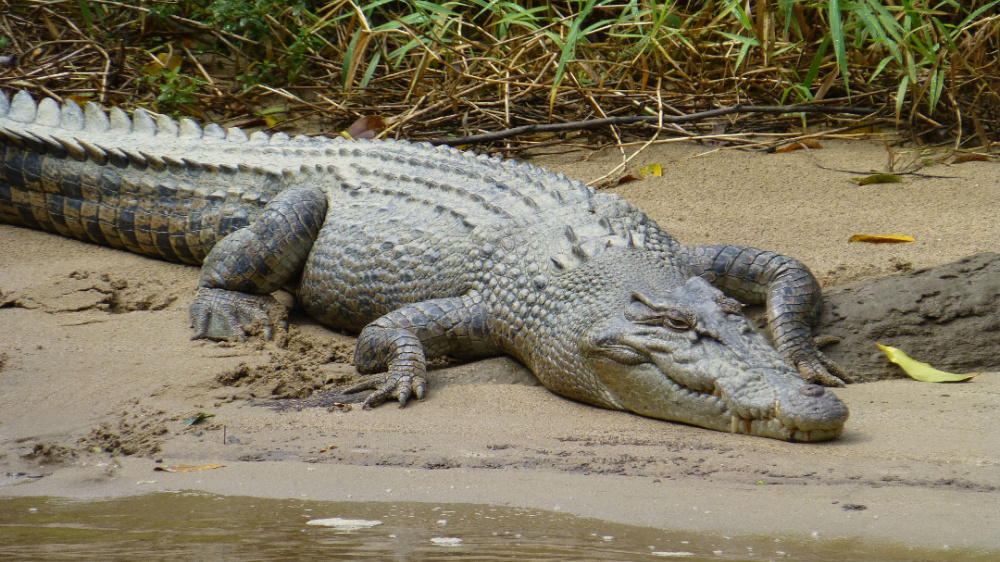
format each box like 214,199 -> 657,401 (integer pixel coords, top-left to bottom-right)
343,291 -> 499,408
190,186 -> 327,341
679,244 -> 849,386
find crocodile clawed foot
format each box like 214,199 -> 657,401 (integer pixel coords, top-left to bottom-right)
794,344 -> 852,387
189,287 -> 287,342
339,372 -> 427,409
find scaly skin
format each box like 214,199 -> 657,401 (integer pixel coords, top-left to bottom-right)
0,91 -> 849,441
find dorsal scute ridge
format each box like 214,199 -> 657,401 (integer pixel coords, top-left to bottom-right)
59,99 -> 85,131
179,118 -> 202,139
36,98 -> 62,127
26,130 -> 66,157
55,136 -> 87,161
8,90 -> 37,123
203,123 -> 225,139
109,107 -> 132,134
132,108 -> 156,136
75,138 -> 108,165
84,102 -> 110,132
155,113 -> 179,137
226,126 -> 248,143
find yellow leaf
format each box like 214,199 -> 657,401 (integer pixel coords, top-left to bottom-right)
876,344 -> 978,382
636,163 -> 662,178
855,173 -> 902,185
142,52 -> 183,76
849,234 -> 914,243
154,464 -> 226,473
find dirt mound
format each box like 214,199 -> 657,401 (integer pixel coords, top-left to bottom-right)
819,253 -> 1000,382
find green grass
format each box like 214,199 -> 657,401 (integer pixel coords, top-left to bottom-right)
1,1 -> 997,144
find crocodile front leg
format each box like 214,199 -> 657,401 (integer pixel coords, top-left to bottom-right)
680,244 -> 849,386
344,291 -> 500,408
190,186 -> 327,341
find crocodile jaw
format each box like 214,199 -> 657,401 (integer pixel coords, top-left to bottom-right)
588,356 -> 847,441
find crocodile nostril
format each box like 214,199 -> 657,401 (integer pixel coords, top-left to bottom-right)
799,384 -> 824,397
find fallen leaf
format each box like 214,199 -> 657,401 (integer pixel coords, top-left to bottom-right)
258,107 -> 286,128
876,343 -> 979,382
775,140 -> 823,153
855,173 -> 902,185
849,234 -> 914,243
952,153 -> 990,164
65,95 -> 91,107
154,464 -> 226,473
346,115 -> 386,140
183,412 -> 215,427
636,163 -> 662,178
142,52 -> 182,77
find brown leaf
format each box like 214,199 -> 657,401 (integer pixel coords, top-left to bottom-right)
65,95 -> 91,107
952,153 -> 990,164
775,140 -> 823,153
346,115 -> 386,140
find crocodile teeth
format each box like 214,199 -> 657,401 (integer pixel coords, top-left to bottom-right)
730,415 -> 752,434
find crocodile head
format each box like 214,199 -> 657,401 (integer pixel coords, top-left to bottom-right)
533,246 -> 848,441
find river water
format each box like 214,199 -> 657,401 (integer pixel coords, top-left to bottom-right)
0,492 -> 992,560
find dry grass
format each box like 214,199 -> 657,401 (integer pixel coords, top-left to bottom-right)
1,1 -> 997,154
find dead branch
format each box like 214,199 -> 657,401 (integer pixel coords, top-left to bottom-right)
429,104 -> 879,146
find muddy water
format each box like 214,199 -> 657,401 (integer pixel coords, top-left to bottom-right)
0,493 -> 992,561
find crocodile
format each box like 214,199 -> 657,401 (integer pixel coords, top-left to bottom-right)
0,90 -> 849,441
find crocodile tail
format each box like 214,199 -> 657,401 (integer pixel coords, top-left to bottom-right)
0,91 -> 276,265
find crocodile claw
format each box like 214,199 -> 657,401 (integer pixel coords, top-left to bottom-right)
791,343 -> 852,387
189,288 -> 287,341
340,372 -> 427,409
